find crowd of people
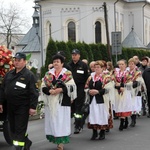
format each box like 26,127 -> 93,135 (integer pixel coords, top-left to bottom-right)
0,49 -> 150,150
41,50 -> 150,150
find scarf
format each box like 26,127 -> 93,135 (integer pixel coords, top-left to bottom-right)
42,68 -> 76,118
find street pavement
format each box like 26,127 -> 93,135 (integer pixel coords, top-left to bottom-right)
0,116 -> 150,150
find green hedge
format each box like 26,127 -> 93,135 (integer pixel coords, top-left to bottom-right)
40,40 -> 150,79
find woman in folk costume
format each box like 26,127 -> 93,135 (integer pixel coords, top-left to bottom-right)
128,58 -> 146,127
113,59 -> 132,131
86,60 -> 114,140
106,61 -> 118,120
41,54 -> 77,150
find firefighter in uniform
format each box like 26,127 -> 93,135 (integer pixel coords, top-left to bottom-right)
68,49 -> 89,134
0,52 -> 39,150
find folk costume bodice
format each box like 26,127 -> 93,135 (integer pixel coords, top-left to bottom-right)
88,72 -> 111,104
129,67 -> 141,81
43,68 -> 76,106
114,68 -> 131,84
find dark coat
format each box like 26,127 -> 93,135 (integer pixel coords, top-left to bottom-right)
89,78 -> 105,104
142,67 -> 150,92
0,67 -> 39,109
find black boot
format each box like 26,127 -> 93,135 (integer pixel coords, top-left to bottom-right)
123,117 -> 129,129
14,146 -> 23,150
99,130 -> 105,140
113,110 -> 118,119
74,118 -> 83,134
74,128 -> 80,134
90,129 -> 98,140
24,136 -> 32,150
119,118 -> 124,131
130,115 -> 136,127
134,115 -> 136,125
105,128 -> 110,132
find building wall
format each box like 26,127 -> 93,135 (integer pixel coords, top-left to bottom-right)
37,0 -> 150,60
40,0 -> 115,50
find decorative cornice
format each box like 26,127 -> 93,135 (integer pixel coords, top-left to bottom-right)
43,9 -> 52,15
92,7 -> 104,12
61,7 -> 80,13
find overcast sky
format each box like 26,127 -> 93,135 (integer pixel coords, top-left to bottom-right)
1,0 -> 35,33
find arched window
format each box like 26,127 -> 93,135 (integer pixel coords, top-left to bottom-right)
68,21 -> 76,42
95,21 -> 101,43
46,21 -> 51,45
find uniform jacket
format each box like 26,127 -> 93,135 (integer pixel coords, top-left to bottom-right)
0,67 -> 39,109
142,67 -> 150,92
68,60 -> 89,86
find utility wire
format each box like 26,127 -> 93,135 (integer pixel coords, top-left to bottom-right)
43,9 -> 101,37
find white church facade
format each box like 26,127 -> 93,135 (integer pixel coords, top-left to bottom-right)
18,0 -> 150,70
33,0 -> 150,67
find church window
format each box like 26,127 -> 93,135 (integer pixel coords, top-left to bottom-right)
95,21 -> 101,43
68,21 -> 76,42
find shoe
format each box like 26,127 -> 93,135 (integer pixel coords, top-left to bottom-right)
74,128 -> 80,134
79,127 -> 83,133
147,115 -> 150,118
105,129 -> 110,132
119,118 -> 124,131
143,111 -> 146,116
14,146 -> 23,150
24,138 -> 32,150
130,121 -> 135,127
130,115 -> 136,127
123,117 -> 128,129
113,110 -> 118,119
98,130 -> 105,140
57,144 -> 64,150
90,129 -> 98,140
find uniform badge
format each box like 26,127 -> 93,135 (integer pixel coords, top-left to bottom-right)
20,78 -> 25,80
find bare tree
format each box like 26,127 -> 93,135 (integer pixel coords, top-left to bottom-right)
0,2 -> 30,48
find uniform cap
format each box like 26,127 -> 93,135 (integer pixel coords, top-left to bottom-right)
72,49 -> 80,54
14,52 -> 26,60
57,51 -> 65,57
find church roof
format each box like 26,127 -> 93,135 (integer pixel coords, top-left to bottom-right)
17,3 -> 40,53
17,26 -> 40,53
147,42 -> 150,49
122,28 -> 147,49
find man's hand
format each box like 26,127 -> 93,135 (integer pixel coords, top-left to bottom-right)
29,108 -> 36,116
0,105 -> 3,113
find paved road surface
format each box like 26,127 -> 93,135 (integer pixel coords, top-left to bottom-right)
0,116 -> 150,150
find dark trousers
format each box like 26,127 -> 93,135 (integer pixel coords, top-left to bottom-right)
72,85 -> 85,128
7,103 -> 29,143
147,92 -> 150,115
